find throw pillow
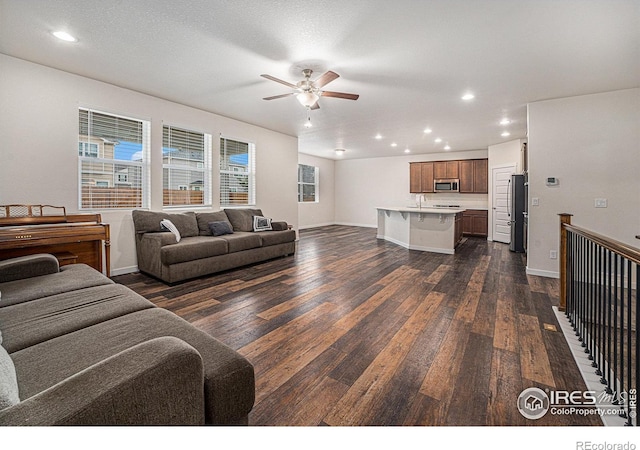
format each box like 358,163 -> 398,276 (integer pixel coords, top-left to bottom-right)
0,344 -> 20,410
208,221 -> 234,236
253,215 -> 273,232
160,219 -> 181,243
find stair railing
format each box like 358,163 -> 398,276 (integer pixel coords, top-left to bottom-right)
559,213 -> 638,426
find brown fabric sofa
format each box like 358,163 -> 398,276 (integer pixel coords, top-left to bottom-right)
0,254 -> 254,426
132,208 -> 296,284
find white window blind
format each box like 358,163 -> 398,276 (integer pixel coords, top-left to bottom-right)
162,125 -> 211,207
298,164 -> 319,202
78,108 -> 149,209
220,137 -> 255,206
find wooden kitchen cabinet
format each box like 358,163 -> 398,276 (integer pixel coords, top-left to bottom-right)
473,159 -> 488,193
434,160 -> 459,179
462,209 -> 488,237
410,158 -> 486,194
409,162 -> 434,193
459,159 -> 488,193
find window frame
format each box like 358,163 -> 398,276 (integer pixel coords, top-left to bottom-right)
298,164 -> 319,203
78,108 -> 150,210
162,124 -> 212,208
219,136 -> 256,207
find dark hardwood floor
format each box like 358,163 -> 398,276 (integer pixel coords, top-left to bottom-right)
114,225 -> 602,426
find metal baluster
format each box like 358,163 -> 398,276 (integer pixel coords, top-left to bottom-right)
618,259 -> 626,405
623,259 -> 632,424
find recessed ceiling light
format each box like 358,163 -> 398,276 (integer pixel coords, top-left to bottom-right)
374,134 -> 382,140
390,142 -> 397,147
500,118 -> 511,125
423,128 -> 432,134
461,92 -> 475,101
335,149 -> 345,156
52,31 -> 77,42
444,145 -> 451,150
434,138 -> 442,143
404,148 -> 411,153
501,131 -> 511,137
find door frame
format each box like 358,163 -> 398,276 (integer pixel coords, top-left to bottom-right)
489,163 -> 517,242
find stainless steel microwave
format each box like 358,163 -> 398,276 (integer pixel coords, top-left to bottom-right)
434,179 -> 459,192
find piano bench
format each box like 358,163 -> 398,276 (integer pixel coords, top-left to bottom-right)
53,251 -> 78,266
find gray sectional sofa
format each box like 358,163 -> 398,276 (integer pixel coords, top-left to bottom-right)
0,254 -> 254,426
132,208 -> 296,284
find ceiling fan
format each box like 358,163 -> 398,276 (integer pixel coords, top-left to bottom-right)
261,69 -> 359,110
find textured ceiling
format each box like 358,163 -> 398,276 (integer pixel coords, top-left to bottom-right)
0,0 -> 638,160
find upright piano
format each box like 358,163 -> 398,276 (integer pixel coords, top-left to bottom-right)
0,205 -> 110,277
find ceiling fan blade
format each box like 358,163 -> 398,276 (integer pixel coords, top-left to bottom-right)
260,74 -> 298,89
314,71 -> 339,88
320,91 -> 359,100
263,93 -> 295,101
310,102 -> 320,110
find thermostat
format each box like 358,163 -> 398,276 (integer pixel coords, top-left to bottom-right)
546,177 -> 559,186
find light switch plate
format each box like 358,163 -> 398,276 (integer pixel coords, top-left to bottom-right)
532,197 -> 539,206
595,198 -> 607,208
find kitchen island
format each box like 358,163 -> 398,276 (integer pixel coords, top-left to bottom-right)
376,206 -> 464,254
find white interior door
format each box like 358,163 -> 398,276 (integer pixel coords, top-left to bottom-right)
492,164 -> 516,244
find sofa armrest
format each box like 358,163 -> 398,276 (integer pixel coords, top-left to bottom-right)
0,254 -> 59,283
0,336 -> 205,426
140,231 -> 178,247
271,221 -> 289,231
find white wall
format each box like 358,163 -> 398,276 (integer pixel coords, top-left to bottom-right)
527,88 -> 640,277
0,54 -> 299,275
334,150 -> 488,228
487,139 -> 525,241
297,153 -> 335,229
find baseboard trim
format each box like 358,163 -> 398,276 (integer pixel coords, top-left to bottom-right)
298,222 -> 336,230
526,267 -> 559,278
334,222 -> 377,229
110,265 -> 138,277
377,235 -> 454,255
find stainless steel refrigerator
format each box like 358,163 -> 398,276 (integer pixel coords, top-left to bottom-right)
509,174 -> 526,253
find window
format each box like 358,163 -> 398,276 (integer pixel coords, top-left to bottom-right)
298,164 -> 319,202
220,137 -> 255,206
78,108 -> 149,209
78,142 -> 99,158
162,125 -> 211,207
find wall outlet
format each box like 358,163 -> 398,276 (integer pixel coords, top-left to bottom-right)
550,250 -> 557,259
531,197 -> 539,206
595,198 -> 608,208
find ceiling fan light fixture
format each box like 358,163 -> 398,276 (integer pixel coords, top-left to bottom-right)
304,118 -> 312,128
297,92 -> 319,108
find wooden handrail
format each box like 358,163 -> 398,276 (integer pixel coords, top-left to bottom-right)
559,213 -> 640,311
563,224 -> 640,266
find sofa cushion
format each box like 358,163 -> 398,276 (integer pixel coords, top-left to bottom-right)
0,344 -> 19,410
209,221 -> 234,237
10,308 -> 255,424
161,219 -> 181,243
160,236 -> 228,265
132,210 -> 199,238
252,216 -> 272,232
0,284 -> 154,353
219,232 -> 262,253
257,229 -> 297,247
223,208 -> 263,232
0,264 -> 114,309
196,211 -> 232,236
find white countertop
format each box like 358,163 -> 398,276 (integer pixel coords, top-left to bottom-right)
376,206 -> 465,214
